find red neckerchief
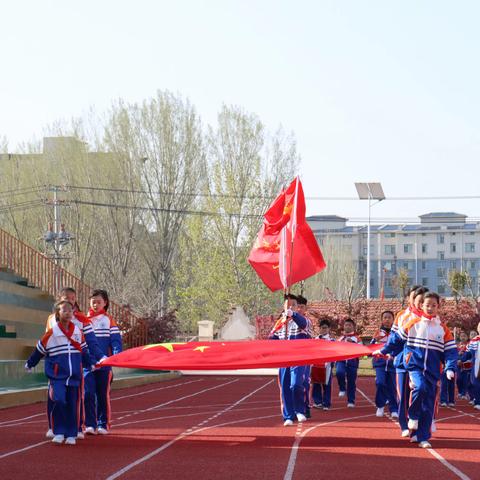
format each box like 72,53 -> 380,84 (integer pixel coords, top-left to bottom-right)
411,306 -> 423,317
421,312 -> 437,320
74,311 -> 89,326
88,308 -> 107,319
57,322 -> 82,352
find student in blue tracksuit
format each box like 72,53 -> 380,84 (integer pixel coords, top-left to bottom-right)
376,292 -> 458,449
44,287 -> 105,439
335,319 -> 361,407
440,368 -> 456,406
84,289 -> 122,435
312,319 -> 334,410
371,310 -> 398,418
26,300 -> 93,445
296,295 -> 312,418
460,322 -> 480,410
456,330 -> 472,400
269,294 -> 312,426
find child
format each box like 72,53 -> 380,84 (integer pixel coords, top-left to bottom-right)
26,301 -> 92,445
371,310 -> 398,418
335,319 -> 361,407
296,295 -> 312,418
456,330 -> 471,400
440,365 -> 456,407
44,287 -> 104,439
391,286 -> 428,437
269,293 -> 312,426
84,289 -> 122,434
460,322 -> 480,410
311,319 -> 334,410
377,292 -> 458,449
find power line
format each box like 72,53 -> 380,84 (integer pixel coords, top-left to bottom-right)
70,198 -> 263,219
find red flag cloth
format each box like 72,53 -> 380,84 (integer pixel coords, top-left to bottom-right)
248,177 -> 326,291
101,340 -> 379,371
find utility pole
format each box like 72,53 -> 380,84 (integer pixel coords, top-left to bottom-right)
44,185 -> 73,290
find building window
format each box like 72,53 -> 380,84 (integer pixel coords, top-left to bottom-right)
384,233 -> 396,238
437,267 -> 446,278
438,284 -> 446,294
404,244 -> 413,254
385,245 -> 396,255
469,261 -> 476,270
384,261 -> 392,271
437,233 -> 445,244
403,233 -> 410,237
450,260 -> 457,269
421,243 -> 427,254
342,234 -> 352,238
437,251 -> 445,260
466,243 -> 476,253
362,233 -> 367,238
451,232 -> 456,236
421,261 -> 427,270
450,243 -> 457,253
402,261 -> 413,270
422,233 -> 427,237
363,247 -> 367,256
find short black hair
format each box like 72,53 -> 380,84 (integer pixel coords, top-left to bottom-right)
381,310 -> 395,319
344,318 -> 355,326
423,291 -> 440,304
319,319 -> 331,328
413,287 -> 429,299
296,295 -> 307,305
90,289 -> 110,311
408,285 -> 422,295
284,293 -> 298,301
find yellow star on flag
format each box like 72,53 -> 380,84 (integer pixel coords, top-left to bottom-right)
142,342 -> 185,352
193,346 -> 210,352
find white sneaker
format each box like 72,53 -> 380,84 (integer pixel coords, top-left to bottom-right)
391,412 -> 399,418
323,407 -> 330,411
469,400 -> 474,405
65,437 -> 76,445
419,441 -> 432,449
283,419 -> 294,426
45,429 -> 54,439
410,435 -> 418,443
440,402 -> 447,407
448,403 -> 455,407
401,429 -> 410,438
313,403 -> 322,409
51,435 -> 64,444
347,403 -> 355,408
408,419 -> 418,430
85,427 -> 96,435
338,391 -> 346,397
376,407 -> 384,417
97,427 -> 108,435
431,420 -> 437,433
296,413 -> 307,423
77,432 -> 85,440
474,404 -> 480,410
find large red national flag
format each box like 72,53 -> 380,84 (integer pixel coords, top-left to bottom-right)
101,339 -> 379,371
248,177 -> 326,291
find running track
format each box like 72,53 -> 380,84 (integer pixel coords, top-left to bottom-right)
1,376 -> 479,479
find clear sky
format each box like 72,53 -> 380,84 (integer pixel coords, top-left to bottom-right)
1,0 -> 480,222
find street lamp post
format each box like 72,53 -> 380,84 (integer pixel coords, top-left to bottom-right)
355,182 -> 385,299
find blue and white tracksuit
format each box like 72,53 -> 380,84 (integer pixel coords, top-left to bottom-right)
391,307 -> 415,431
461,336 -> 480,405
371,328 -> 398,414
270,312 -> 312,421
26,322 -> 92,438
381,314 -> 458,442
45,312 -> 104,432
84,312 -> 122,430
456,342 -> 472,399
335,334 -> 361,404
440,369 -> 455,405
312,334 -> 334,408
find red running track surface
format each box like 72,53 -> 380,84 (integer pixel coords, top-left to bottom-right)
0,376 -> 479,480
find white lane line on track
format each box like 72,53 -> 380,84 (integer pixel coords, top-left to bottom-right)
283,412 -> 376,480
105,379 -> 274,480
357,387 -> 472,480
0,379 -> 238,460
114,378 -> 239,421
111,379 -> 204,401
0,441 -> 50,460
0,413 -> 44,426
